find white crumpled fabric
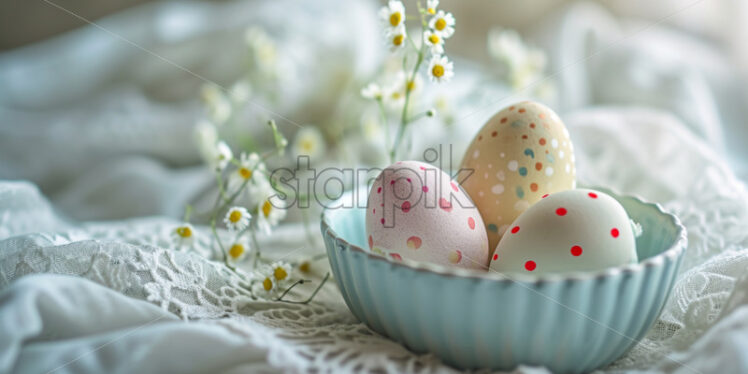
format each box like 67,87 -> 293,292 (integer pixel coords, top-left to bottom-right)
1,0 -> 747,373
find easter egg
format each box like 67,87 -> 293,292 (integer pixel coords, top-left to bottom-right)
459,101 -> 576,254
366,161 -> 490,269
489,189 -> 638,275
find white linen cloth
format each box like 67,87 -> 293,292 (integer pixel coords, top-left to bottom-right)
1,0 -> 747,373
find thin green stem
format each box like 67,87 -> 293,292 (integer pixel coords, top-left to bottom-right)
211,176 -> 252,272
274,279 -> 310,301
390,0 -> 427,161
215,170 -> 228,202
183,205 -> 193,222
276,272 -> 330,304
251,228 -> 262,269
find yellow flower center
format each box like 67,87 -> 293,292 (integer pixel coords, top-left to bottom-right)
176,226 -> 192,238
229,210 -> 242,223
389,12 -> 401,27
435,18 -> 446,31
274,266 -> 288,280
428,34 -> 440,45
391,91 -> 402,100
392,34 -> 404,47
299,261 -> 311,273
262,200 -> 272,218
239,167 -> 252,179
301,139 -> 314,153
427,7 -> 436,15
432,64 -> 445,78
406,79 -> 416,92
262,277 -> 273,291
229,244 -> 245,259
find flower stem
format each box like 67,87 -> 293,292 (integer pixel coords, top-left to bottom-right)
211,176 -> 252,272
390,1 -> 427,161
250,228 -> 262,269
276,272 -> 330,304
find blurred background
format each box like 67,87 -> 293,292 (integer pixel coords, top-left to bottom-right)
1,0 -> 746,221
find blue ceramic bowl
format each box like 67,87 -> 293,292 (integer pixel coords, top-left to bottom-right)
321,188 -> 686,373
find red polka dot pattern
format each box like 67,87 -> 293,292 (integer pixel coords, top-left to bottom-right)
542,194 -> 549,198
468,217 -> 476,230
401,201 -> 411,213
611,228 -> 620,238
556,207 -> 567,216
439,198 -> 453,212
451,182 -> 459,192
406,236 -> 422,249
368,235 -> 373,249
511,226 -> 520,234
493,253 -> 498,261
422,186 -> 429,192
570,245 -> 582,256
525,260 -> 536,271
588,192 -> 598,199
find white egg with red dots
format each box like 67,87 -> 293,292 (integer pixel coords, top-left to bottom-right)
489,189 -> 639,275
459,101 -> 576,258
365,161 -> 490,270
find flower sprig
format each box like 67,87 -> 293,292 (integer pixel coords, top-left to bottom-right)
363,0 -> 455,162
487,28 -> 556,100
177,118 -> 328,302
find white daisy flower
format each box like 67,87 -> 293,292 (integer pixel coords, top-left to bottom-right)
423,30 -> 445,55
429,10 -> 455,39
298,260 -> 312,274
201,84 -> 232,124
224,206 -> 251,231
292,127 -> 326,160
245,27 -> 278,74
194,121 -> 218,164
382,82 -> 405,110
379,0 -> 405,30
252,271 -> 278,299
396,70 -> 423,96
427,54 -> 454,83
229,81 -> 251,103
487,28 -> 549,91
386,25 -> 407,52
227,239 -> 249,264
214,141 -> 234,171
171,223 -> 195,247
426,0 -> 439,15
270,261 -> 293,287
256,186 -> 288,235
229,152 -> 266,191
361,82 -> 383,100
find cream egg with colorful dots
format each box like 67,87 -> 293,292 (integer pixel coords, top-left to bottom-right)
365,161 -> 490,269
490,189 -> 638,275
459,101 -> 576,255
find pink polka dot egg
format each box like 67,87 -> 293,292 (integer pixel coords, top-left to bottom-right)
365,161 -> 490,270
490,188 -> 639,275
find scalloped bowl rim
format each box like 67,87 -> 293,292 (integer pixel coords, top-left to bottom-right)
321,186 -> 688,284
